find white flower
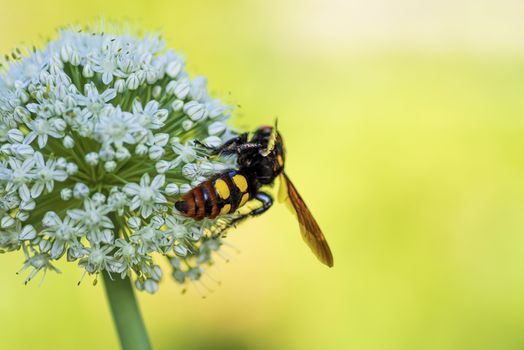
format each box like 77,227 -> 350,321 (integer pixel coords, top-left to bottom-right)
179,183 -> 192,194
203,136 -> 223,148
132,100 -> 167,132
60,188 -> 72,200
173,79 -> 190,99
11,143 -> 35,158
73,182 -> 89,198
126,73 -> 140,90
19,224 -> 37,240
66,163 -> 78,175
31,152 -> 68,198
183,101 -> 208,122
171,139 -> 199,166
124,174 -> 167,218
67,198 -> 114,243
155,160 -> 171,174
0,26 -> 238,292
85,152 -> 99,166
165,183 -> 179,196
0,221 -> 22,251
18,252 -> 60,284
95,106 -> 141,148
4,157 -> 34,195
164,215 -> 188,240
171,99 -> 184,111
25,118 -> 65,148
79,244 -> 114,273
7,128 -> 24,143
104,161 -> 117,172
92,54 -> 124,85
1,215 -> 16,228
165,59 -> 183,78
129,223 -> 164,255
182,119 -> 193,131
182,163 -> 203,181
114,239 -> 140,265
63,135 -> 75,148
77,82 -> 117,120
42,211 -> 83,259
208,121 -> 227,135
107,189 -> 127,215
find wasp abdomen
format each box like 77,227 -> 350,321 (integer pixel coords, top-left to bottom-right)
175,170 -> 253,220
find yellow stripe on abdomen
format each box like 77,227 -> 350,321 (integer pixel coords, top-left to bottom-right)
214,179 -> 230,200
220,204 -> 232,215
232,174 -> 248,193
239,193 -> 250,207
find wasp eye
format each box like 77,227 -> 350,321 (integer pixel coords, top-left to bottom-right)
175,200 -> 189,214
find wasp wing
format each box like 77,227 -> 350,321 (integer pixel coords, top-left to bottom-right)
279,173 -> 334,267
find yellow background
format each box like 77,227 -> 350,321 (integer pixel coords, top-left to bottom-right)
1,0 -> 524,349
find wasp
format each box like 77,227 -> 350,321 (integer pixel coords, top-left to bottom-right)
174,125 -> 333,267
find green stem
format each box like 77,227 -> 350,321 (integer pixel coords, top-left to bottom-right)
102,271 -> 152,350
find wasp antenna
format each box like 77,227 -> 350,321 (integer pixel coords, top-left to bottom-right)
260,123 -> 278,156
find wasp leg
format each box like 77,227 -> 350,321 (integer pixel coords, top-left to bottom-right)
194,134 -> 266,157
207,192 -> 274,238
249,192 -> 274,216
228,192 -> 273,227
193,133 -> 249,156
237,142 -> 265,154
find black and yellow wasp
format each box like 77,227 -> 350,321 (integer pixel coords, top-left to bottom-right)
174,125 -> 333,267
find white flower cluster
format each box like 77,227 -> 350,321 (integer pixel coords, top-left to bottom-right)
0,27 -> 238,293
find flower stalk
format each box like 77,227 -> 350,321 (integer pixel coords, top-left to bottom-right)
103,271 -> 152,350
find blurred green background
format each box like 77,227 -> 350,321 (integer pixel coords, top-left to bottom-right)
2,0 -> 524,349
